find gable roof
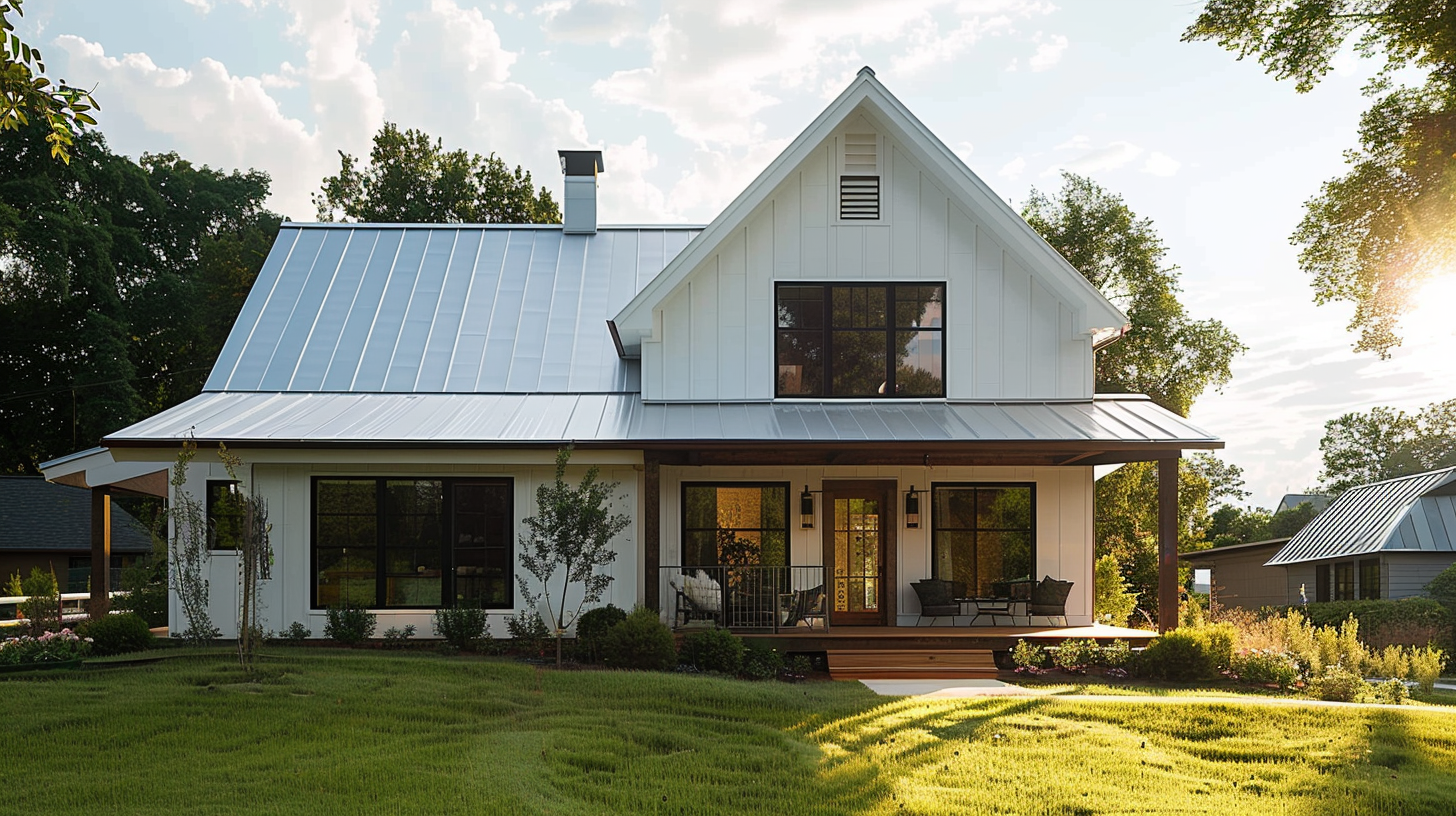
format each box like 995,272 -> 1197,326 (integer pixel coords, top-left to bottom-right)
1266,467 -> 1456,566
0,477 -> 153,554
610,67 -> 1128,355
206,224 -> 698,395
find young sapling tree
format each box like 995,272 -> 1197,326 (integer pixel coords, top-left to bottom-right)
517,447 -> 631,667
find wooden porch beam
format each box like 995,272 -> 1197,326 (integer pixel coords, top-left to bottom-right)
643,456 -> 661,612
1157,457 -> 1179,633
88,485 -> 111,617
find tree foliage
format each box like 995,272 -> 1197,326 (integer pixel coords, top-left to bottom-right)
0,125 -> 279,472
1206,500 -> 1324,546
1023,173 -> 1244,417
314,122 -> 561,224
1,0 -> 99,163
1185,0 -> 1456,356
1318,398 -> 1456,493
517,447 -> 631,666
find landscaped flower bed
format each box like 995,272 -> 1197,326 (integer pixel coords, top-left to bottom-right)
0,628 -> 92,671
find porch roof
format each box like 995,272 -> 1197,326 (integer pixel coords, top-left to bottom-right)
101,390 -> 1217,464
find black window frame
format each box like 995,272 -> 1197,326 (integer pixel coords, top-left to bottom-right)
775,282 -> 945,398
930,483 -> 1036,598
1359,558 -> 1381,600
206,479 -> 243,551
1333,561 -> 1355,601
310,476 -> 514,611
680,482 -> 791,569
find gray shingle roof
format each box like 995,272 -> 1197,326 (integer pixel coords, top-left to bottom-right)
0,477 -> 154,553
1265,467 -> 1456,566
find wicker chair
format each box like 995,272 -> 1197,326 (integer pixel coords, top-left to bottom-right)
911,579 -> 961,627
1028,577 -> 1074,626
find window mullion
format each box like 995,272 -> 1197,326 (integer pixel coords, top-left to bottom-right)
375,480 -> 386,609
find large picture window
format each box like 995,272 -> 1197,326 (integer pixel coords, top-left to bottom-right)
682,484 -> 789,568
776,283 -> 944,398
312,477 -> 512,610
931,484 -> 1033,597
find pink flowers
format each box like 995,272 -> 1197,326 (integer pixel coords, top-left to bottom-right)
0,627 -> 92,666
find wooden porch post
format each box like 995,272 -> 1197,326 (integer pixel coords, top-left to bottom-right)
643,455 -> 660,611
89,485 -> 112,617
1157,457 -> 1179,633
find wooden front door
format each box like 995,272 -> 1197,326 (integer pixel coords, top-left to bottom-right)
822,481 -> 896,626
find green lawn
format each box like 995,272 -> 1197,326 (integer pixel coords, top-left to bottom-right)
8,650 -> 1456,815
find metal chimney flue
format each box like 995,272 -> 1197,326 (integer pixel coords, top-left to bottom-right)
558,150 -> 604,235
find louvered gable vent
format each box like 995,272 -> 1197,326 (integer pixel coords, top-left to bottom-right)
840,133 -> 879,220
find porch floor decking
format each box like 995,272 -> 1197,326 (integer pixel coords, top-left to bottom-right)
738,623 -> 1157,658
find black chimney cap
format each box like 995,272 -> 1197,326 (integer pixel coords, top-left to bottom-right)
558,150 -> 604,176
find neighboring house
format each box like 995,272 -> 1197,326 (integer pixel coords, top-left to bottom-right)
41,69 -> 1219,641
1266,466 -> 1456,602
0,476 -> 152,594
1180,538 -> 1291,611
1275,493 -> 1330,515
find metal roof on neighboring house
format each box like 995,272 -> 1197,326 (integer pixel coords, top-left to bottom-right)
0,477 -> 154,553
102,391 -> 1219,448
1265,467 -> 1456,566
205,224 -> 699,395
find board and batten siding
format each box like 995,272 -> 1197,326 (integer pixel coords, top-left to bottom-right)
171,456 -> 643,639
641,126 -> 1095,402
659,464 -> 1096,627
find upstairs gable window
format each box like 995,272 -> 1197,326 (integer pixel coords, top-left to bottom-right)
776,283 -> 944,398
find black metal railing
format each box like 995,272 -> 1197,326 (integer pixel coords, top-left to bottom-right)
657,565 -> 827,632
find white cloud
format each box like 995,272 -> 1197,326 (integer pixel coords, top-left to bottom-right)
998,155 -> 1026,180
535,0 -> 645,45
1141,151 -> 1181,177
1027,32 -> 1066,71
1044,139 -> 1143,176
593,0 -> 1054,149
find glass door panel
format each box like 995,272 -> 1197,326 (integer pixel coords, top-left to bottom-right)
824,484 -> 892,625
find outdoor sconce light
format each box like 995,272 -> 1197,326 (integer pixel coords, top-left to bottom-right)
904,485 -> 921,529
800,485 -> 815,529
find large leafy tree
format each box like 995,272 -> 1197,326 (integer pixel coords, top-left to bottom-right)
0,124 -> 279,472
1318,398 -> 1456,493
1,0 -> 99,162
1024,174 -> 1245,612
1185,0 -> 1456,356
314,123 -> 561,224
1023,173 -> 1245,417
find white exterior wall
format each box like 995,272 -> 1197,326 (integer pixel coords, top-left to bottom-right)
168,449 -> 643,639
659,464 -> 1096,626
641,123 -> 1094,402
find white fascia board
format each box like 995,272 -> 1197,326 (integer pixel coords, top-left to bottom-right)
612,68 -> 1127,353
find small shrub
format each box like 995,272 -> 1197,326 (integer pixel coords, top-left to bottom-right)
1372,678 -> 1409,705
600,607 -> 676,671
1409,646 -> 1445,693
76,613 -> 155,657
115,551 -> 168,628
433,607 -> 491,651
1371,644 -> 1409,680
280,622 -> 311,643
679,628 -> 745,674
741,640 -> 783,681
324,606 -> 376,646
505,610 -> 551,658
1292,599 -> 1452,652
1052,638 -> 1098,673
1135,629 -> 1219,682
786,654 -> 813,678
1011,639 -> 1047,671
1200,622 -> 1238,671
1308,664 -> 1370,702
1231,649 -> 1300,689
575,604 -> 628,663
382,624 -> 416,648
1099,639 -> 1132,669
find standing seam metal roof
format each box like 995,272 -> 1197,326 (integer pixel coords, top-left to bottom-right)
1265,467 -> 1456,566
206,225 -> 699,396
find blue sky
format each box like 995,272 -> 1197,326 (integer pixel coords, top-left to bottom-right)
18,0 -> 1456,508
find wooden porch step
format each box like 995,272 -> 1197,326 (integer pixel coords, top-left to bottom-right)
826,649 -> 999,680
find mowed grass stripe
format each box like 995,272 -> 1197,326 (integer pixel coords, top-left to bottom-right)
8,649 -> 1456,815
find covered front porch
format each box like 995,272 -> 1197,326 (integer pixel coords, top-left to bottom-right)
630,398 -> 1216,638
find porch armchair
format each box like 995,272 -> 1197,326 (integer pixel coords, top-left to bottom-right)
670,570 -> 723,627
781,584 -> 826,630
911,579 -> 960,627
1027,576 -> 1074,626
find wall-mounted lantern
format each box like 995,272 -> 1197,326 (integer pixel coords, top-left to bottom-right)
904,485 -> 922,529
801,485 -> 815,529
